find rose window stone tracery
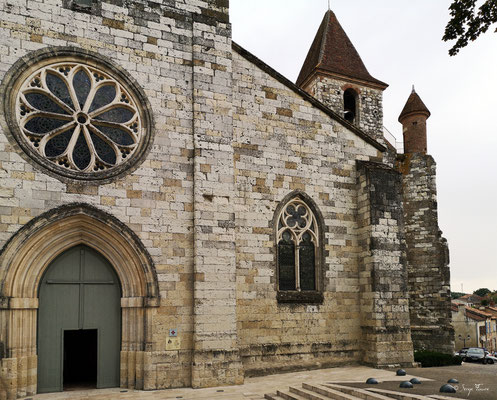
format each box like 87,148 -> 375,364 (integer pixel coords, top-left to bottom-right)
16,61 -> 143,174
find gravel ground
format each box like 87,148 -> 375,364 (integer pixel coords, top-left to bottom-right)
335,362 -> 497,400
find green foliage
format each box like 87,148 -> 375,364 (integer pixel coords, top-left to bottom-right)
443,0 -> 497,56
451,291 -> 465,299
414,351 -> 463,368
481,299 -> 489,306
474,288 -> 491,297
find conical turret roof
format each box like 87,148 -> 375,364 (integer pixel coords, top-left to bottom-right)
296,10 -> 387,89
398,88 -> 431,122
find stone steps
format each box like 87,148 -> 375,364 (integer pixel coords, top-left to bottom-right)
290,385 -> 352,400
363,388 -> 430,400
301,383 -> 365,399
366,388 -> 464,400
318,383 -> 393,399
264,389 -> 322,400
264,386 -> 350,400
426,397 -> 466,400
265,382 -> 467,400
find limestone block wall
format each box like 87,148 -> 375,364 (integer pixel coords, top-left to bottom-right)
190,2 -> 244,388
231,50 -> 393,375
0,0 -> 235,397
356,161 -> 414,367
0,0 -> 428,397
303,76 -> 384,143
397,153 -> 454,353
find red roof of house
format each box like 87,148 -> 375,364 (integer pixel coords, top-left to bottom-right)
296,10 -> 387,89
465,307 -> 492,321
460,294 -> 482,300
484,307 -> 497,318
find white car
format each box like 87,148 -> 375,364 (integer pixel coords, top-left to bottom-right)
485,352 -> 497,364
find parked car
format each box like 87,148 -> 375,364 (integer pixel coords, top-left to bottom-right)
463,347 -> 496,364
484,351 -> 497,364
455,348 -> 468,357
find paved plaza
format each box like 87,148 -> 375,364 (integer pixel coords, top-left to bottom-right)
25,366 -> 427,400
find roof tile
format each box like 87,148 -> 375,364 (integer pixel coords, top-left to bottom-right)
398,89 -> 431,121
296,10 -> 387,89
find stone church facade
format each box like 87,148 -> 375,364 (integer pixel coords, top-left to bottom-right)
0,1 -> 453,399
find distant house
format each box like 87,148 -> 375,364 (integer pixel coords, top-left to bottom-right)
483,307 -> 497,351
453,294 -> 483,307
452,302 -> 497,351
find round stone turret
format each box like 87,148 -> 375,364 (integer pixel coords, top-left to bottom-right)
398,87 -> 431,154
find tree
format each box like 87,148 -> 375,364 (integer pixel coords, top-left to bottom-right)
474,288 -> 491,297
443,0 -> 497,56
451,291 -> 465,299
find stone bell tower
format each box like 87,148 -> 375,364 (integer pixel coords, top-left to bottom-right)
397,89 -> 454,354
296,10 -> 388,142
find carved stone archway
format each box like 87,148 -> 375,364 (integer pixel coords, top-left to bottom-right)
0,204 -> 159,399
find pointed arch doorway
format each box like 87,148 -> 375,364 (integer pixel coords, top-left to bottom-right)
0,204 -> 160,398
38,245 -> 121,393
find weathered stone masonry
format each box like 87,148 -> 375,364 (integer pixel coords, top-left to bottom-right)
0,1 -> 452,399
396,90 -> 453,354
356,161 -> 413,367
398,154 -> 453,353
231,48 -> 398,375
297,11 -> 454,358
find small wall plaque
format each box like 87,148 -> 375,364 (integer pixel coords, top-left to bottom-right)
166,337 -> 180,350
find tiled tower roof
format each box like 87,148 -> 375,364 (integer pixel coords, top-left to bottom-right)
296,10 -> 387,89
398,88 -> 431,122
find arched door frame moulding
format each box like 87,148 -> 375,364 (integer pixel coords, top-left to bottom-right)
0,203 -> 160,399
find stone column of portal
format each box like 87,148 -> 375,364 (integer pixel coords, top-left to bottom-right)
190,1 -> 243,388
357,161 -> 415,367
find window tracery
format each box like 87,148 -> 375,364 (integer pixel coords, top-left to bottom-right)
13,59 -> 145,178
277,197 -> 319,292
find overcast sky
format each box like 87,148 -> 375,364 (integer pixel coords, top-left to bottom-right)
230,0 -> 497,294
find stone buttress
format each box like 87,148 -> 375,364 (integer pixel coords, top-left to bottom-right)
191,0 -> 244,388
357,161 -> 415,367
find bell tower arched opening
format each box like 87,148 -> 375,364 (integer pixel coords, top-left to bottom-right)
344,88 -> 358,124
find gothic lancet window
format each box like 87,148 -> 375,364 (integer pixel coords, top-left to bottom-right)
277,197 -> 319,293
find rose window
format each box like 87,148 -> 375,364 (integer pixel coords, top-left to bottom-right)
15,61 -> 144,174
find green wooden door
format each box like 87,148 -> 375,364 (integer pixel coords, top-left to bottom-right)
37,245 -> 121,393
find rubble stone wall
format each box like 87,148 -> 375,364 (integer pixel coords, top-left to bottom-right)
303,76 -> 384,143
397,153 -> 454,353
